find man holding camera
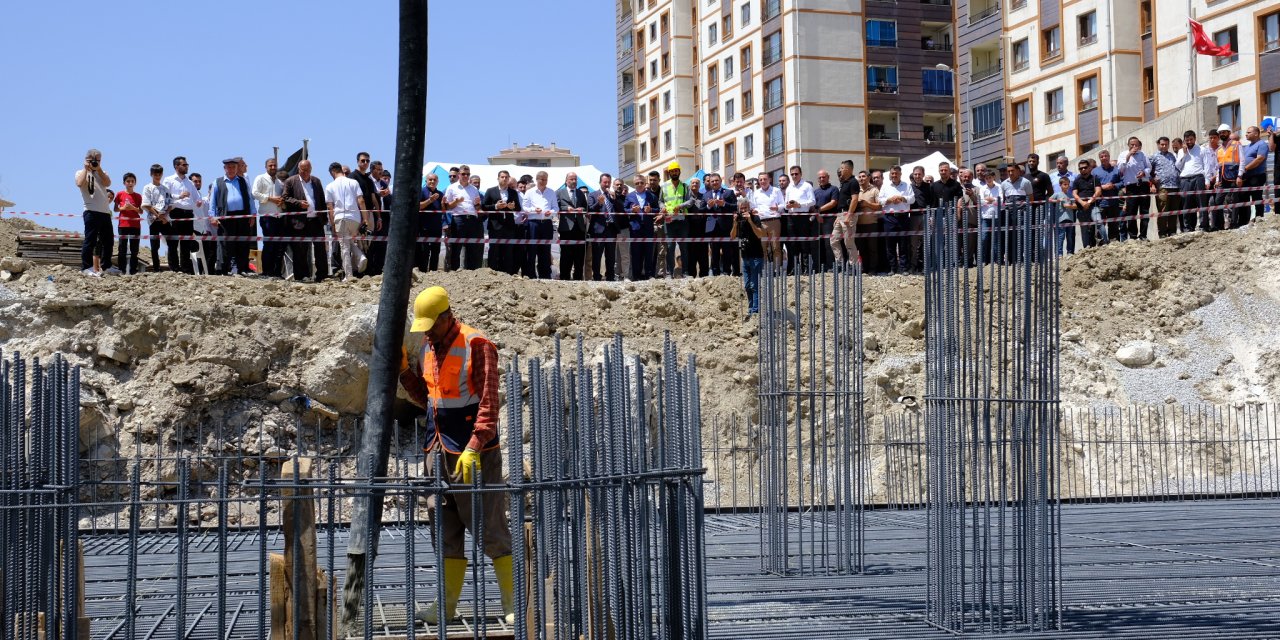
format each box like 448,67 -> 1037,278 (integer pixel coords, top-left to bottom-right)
75,148 -> 114,276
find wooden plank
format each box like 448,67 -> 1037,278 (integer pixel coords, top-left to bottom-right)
270,553 -> 288,640
281,458 -> 319,640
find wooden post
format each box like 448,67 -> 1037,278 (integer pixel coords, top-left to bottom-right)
280,457 -> 319,640
269,554 -> 287,640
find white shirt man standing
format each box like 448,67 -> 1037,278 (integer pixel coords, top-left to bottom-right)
253,158 -> 288,277
876,165 -> 916,273
521,171 -> 559,279
747,172 -> 786,266
443,164 -> 484,270
325,161 -> 370,282
162,156 -> 198,274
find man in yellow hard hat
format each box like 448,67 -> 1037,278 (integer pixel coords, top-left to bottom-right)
399,285 -> 515,626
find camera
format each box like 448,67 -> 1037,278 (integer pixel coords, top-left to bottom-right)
89,159 -> 99,168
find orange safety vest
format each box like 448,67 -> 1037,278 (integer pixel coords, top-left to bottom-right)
1217,140 -> 1240,180
420,322 -> 499,453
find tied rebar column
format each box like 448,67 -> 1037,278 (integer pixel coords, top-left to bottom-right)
758,262 -> 866,575
0,352 -> 82,640
923,203 -> 1063,633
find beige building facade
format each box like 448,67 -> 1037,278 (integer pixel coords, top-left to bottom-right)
487,143 -> 582,168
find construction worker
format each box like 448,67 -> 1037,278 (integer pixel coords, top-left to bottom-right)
660,160 -> 692,277
398,286 -> 515,626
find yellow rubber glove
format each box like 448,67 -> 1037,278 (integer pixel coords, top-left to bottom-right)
453,448 -> 481,485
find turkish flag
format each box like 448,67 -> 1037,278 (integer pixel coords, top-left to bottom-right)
1189,19 -> 1235,57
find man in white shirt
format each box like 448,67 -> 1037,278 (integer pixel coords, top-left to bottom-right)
1198,131 -> 1222,231
162,156 -> 199,274
1000,162 -> 1034,262
747,171 -> 785,266
253,158 -> 287,277
443,164 -> 484,270
521,171 -> 558,279
1116,137 -> 1150,240
1175,129 -> 1208,232
325,162 -> 371,282
876,165 -> 915,273
190,172 -> 216,275
784,165 -> 816,272
977,167 -> 1004,264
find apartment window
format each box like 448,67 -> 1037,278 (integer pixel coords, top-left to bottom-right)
711,149 -> 721,172
1213,27 -> 1239,66
1080,142 -> 1098,154
662,53 -> 670,75
1042,26 -> 1061,60
663,90 -> 671,112
763,0 -> 780,21
708,62 -> 719,87
621,31 -> 634,53
1013,99 -> 1030,132
649,22 -> 657,41
664,130 -> 672,151
867,20 -> 898,48
725,98 -> 736,123
971,100 -> 1003,139
723,15 -> 733,39
1078,76 -> 1098,111
1011,38 -> 1029,71
867,66 -> 899,93
725,55 -> 735,79
709,106 -> 720,132
1045,88 -> 1064,122
764,76 -> 783,111
622,71 -> 634,93
741,45 -> 753,76
649,96 -> 658,119
766,123 -> 784,157
763,31 -> 782,66
741,2 -> 751,26
650,59 -> 658,79
1264,13 -> 1280,52
622,104 -> 636,129
1143,67 -> 1155,101
708,23 -> 718,46
649,135 -> 658,159
742,89 -> 754,115
640,142 -> 648,160
1140,1 -> 1152,35
1218,101 -> 1240,131
1078,11 -> 1097,45
744,134 -> 755,158
639,103 -> 647,122
922,69 -> 953,96
660,11 -> 669,35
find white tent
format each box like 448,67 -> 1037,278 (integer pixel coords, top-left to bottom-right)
422,162 -> 605,191
900,151 -> 957,181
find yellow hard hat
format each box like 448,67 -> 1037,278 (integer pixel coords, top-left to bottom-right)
410,286 -> 450,332
667,161 -> 681,172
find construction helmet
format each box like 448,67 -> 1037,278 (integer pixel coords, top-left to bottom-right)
410,286 -> 450,332
667,161 -> 681,172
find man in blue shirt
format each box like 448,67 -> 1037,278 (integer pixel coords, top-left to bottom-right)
1235,125 -> 1269,227
1092,150 -> 1126,243
208,158 -> 257,275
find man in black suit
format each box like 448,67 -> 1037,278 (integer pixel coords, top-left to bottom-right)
556,172 -> 590,281
482,170 -> 522,275
589,173 -> 623,281
701,172 -> 738,276
280,159 -> 329,281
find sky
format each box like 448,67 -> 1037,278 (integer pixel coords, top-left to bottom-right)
0,0 -> 617,231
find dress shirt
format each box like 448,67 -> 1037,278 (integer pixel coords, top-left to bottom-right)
521,187 -> 558,221
1150,151 -> 1180,189
1117,151 -> 1150,186
209,176 -> 251,217
876,179 -> 915,214
326,175 -> 365,222
784,179 -> 816,214
748,186 -> 785,220
1199,144 -> 1220,184
193,188 -> 211,234
163,174 -> 198,209
302,181 -> 318,217
978,182 -> 1003,219
444,182 -> 481,216
1176,145 -> 1208,178
1051,171 -> 1077,197
253,173 -> 284,217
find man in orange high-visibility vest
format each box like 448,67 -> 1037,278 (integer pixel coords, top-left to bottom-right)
399,285 -> 515,626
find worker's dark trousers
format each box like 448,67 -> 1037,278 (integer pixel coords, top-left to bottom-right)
424,445 -> 512,559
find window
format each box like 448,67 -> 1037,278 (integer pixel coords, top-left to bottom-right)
1140,1 -> 1152,35
971,100 -> 1003,139
1080,142 -> 1098,154
1045,88 -> 1064,122
621,31 -> 634,53
725,55 -> 735,79
649,135 -> 658,160
663,90 -> 671,112
708,63 -> 719,87
649,22 -> 657,41
1268,91 -> 1280,122
922,69 -> 953,96
725,98 -> 736,123
763,31 -> 782,66
766,123 -> 784,157
725,141 -> 736,166
1264,13 -> 1280,52
1143,67 -> 1155,101
622,104 -> 636,128
639,103 -> 647,122
664,130 -> 672,151
711,149 -> 721,172
1078,76 -> 1098,111
661,53 -> 670,75
650,59 -> 658,79
708,23 -> 718,45
741,2 -> 751,26
622,71 -> 634,93
763,0 -> 780,21
1011,38 -> 1030,71
867,66 -> 899,93
742,89 -> 754,115
744,134 -> 755,158
640,141 -> 648,160
709,106 -> 720,131
867,20 -> 898,48
1218,101 -> 1240,131
1013,99 -> 1029,132
723,15 -> 733,39
1078,11 -> 1097,45
741,45 -> 753,76
649,96 -> 658,119
1042,26 -> 1061,60
660,11 -> 669,35
764,76 -> 783,111
1214,27 -> 1239,66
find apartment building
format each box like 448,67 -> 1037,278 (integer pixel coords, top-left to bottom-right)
956,0 -> 1279,167
617,0 -> 960,183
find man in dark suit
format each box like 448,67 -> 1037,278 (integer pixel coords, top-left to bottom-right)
280,159 -> 329,281
701,172 -> 738,276
556,172 -> 590,281
588,173 -> 623,281
625,174 -> 657,280
482,170 -> 522,275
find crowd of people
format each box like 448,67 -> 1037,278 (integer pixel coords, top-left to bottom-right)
72,121 -> 1276,313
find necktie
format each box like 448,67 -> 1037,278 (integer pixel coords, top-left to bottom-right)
603,192 -> 613,213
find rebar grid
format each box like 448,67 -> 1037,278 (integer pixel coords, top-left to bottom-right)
923,204 -> 1062,633
757,263 -> 866,576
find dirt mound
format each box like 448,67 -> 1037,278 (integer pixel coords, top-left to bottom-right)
0,216 -> 50,260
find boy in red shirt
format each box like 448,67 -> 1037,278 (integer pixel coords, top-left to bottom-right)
114,172 -> 143,274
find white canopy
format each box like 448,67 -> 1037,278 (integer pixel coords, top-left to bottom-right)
422,162 -> 606,191
900,151 -> 957,181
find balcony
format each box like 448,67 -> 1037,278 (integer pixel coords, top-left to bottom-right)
969,1 -> 999,25
922,40 -> 953,51
921,22 -> 953,52
972,63 -> 1002,82
869,82 -> 900,94
972,125 -> 1003,141
868,111 -> 901,141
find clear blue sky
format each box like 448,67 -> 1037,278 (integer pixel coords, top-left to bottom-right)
0,0 -> 616,231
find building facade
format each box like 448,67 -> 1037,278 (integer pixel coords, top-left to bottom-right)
487,143 -> 582,168
617,0 -> 960,183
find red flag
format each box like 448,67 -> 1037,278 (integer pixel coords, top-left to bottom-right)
1188,19 -> 1234,57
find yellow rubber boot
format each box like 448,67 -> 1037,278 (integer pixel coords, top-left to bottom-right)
417,557 -> 468,626
493,555 -> 517,626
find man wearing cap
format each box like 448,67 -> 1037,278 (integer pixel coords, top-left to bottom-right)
659,161 -> 692,278
399,286 -> 515,627
208,157 -> 258,275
